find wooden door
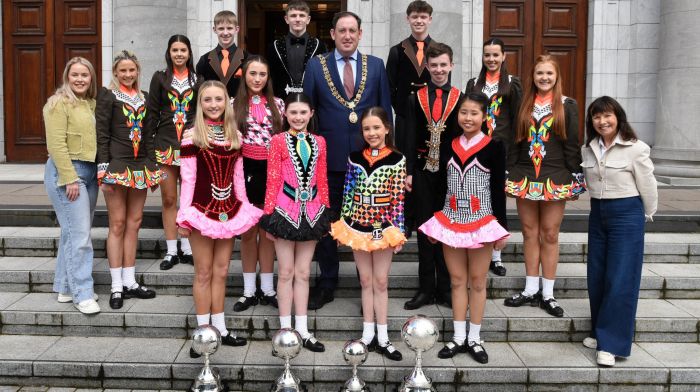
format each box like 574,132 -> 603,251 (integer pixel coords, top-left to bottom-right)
485,0 -> 587,134
3,0 -> 100,162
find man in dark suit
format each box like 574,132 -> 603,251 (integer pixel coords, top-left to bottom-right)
267,0 -> 327,100
195,10 -> 248,98
303,11 -> 393,310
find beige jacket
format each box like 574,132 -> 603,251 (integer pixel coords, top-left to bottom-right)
581,136 -> 658,219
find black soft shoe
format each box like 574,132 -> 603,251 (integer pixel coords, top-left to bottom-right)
232,295 -> 258,312
159,254 -> 179,270
259,293 -> 279,308
504,291 -> 540,307
109,291 -> 123,309
540,297 -> 565,317
435,292 -> 452,308
489,260 -> 507,276
466,341 -> 489,364
221,331 -> 247,346
438,340 -> 467,359
179,253 -> 194,265
404,291 -> 434,310
302,335 -> 325,352
123,284 -> 156,299
376,341 -> 403,361
307,288 -> 334,310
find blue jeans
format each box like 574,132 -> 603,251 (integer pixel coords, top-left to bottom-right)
587,196 -> 645,357
44,158 -> 98,303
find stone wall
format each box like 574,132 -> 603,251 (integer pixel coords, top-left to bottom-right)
0,4 -> 5,162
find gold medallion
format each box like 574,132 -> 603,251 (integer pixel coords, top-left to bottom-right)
349,111 -> 358,123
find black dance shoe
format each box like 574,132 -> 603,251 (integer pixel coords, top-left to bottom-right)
232,295 -> 258,312
466,341 -> 489,364
123,284 -> 156,299
179,253 -> 194,265
109,291 -> 123,309
438,340 -> 467,359
503,291 -> 540,307
259,293 -> 279,308
489,260 -> 507,276
221,331 -> 247,346
404,291 -> 434,310
302,335 -> 325,352
159,254 -> 179,270
540,297 -> 565,317
376,341 -> 403,361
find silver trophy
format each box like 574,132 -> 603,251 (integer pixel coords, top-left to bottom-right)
340,339 -> 370,392
190,325 -> 227,392
398,315 -> 439,392
270,328 -> 305,392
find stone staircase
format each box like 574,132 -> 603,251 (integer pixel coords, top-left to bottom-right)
0,227 -> 699,391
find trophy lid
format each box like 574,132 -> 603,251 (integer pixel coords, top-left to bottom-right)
401,315 -> 439,352
191,325 -> 222,356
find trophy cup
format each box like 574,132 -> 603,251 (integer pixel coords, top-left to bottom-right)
398,315 -> 439,392
270,328 -> 306,392
190,325 -> 228,392
339,339 -> 370,392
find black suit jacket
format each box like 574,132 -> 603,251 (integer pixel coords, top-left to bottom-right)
386,36 -> 435,118
267,35 -> 327,99
195,45 -> 248,98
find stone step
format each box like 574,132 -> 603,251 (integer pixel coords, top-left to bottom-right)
1,292 -> 698,344
2,256 -> 699,299
0,334 -> 698,391
1,227 -> 699,264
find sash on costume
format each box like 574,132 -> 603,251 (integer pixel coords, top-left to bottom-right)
416,86 -> 460,172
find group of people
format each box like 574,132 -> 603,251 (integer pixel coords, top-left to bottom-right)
43,0 -> 657,369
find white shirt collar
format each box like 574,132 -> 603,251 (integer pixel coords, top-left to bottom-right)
334,49 -> 358,61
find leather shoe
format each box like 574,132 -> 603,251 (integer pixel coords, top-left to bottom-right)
307,288 -> 334,310
540,297 -> 564,317
302,335 -> 325,352
438,340 -> 467,359
159,254 -> 179,270
504,291 -> 540,307
489,260 -> 507,276
404,291 -> 434,310
466,340 -> 489,364
233,295 -> 258,312
435,293 -> 452,308
221,332 -> 247,346
123,284 -> 156,299
259,293 -> 278,308
376,341 -> 403,361
109,291 -> 123,309
179,253 -> 194,265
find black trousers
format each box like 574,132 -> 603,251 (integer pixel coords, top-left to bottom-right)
412,168 -> 451,296
314,171 -> 345,290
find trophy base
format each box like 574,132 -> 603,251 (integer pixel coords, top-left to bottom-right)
340,386 -> 371,392
396,382 -> 435,392
189,381 -> 228,392
270,383 -> 308,392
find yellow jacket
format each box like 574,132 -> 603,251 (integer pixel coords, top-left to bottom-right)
43,98 -> 97,186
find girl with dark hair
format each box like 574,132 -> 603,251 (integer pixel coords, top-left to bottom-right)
145,34 -> 202,270
465,37 -> 522,276
503,54 -> 586,318
331,106 -> 407,361
231,55 -> 285,312
581,96 -> 657,367
419,92 -> 509,364
259,93 -> 331,352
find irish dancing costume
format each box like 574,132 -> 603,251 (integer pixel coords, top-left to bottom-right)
465,73 -> 522,146
96,87 -> 164,188
259,130 -> 331,241
236,95 -> 285,205
145,69 -> 201,166
176,122 -> 262,239
506,95 -> 586,200
420,133 -> 509,248
331,147 -> 406,251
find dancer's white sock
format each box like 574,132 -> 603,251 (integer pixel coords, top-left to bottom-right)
211,312 -> 228,336
243,272 -> 257,297
523,275 -> 540,296
279,315 -> 292,329
166,239 -> 178,255
196,313 -> 210,326
122,266 -> 137,289
180,238 -> 192,255
542,278 -> 556,300
468,322 -> 481,343
377,324 -> 389,346
295,315 -> 310,339
361,322 -> 375,345
260,273 -> 275,296
110,267 -> 123,293
453,320 -> 467,345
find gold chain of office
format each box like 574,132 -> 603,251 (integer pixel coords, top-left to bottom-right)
318,53 -> 368,123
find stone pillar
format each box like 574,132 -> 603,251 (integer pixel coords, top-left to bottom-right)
652,0 -> 700,183
112,1 -> 188,92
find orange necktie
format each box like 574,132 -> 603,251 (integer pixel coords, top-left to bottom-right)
432,88 -> 443,123
416,41 -> 425,65
221,49 -> 230,76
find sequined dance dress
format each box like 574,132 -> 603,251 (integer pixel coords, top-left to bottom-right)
176,123 -> 262,239
96,87 -> 164,189
419,133 -> 510,248
505,95 -> 586,201
331,147 -> 407,252
258,130 -> 332,241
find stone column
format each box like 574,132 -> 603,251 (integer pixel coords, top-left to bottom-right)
113,1 -> 188,92
652,0 -> 700,183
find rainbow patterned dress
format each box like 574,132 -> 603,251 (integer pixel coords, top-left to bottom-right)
331,147 -> 406,252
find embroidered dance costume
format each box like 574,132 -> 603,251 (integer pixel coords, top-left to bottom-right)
420,133 -> 509,248
176,122 -> 262,239
96,87 -> 164,188
145,70 -> 201,166
465,73 -> 522,146
331,148 -> 406,251
505,96 -> 586,200
259,130 -> 332,241
236,96 -> 285,205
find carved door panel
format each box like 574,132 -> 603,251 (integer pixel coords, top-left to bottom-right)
3,0 -> 100,162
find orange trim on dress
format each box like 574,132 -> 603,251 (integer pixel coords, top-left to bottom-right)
363,147 -> 392,167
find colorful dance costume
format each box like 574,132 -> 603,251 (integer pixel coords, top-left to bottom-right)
465,73 -> 522,147
420,133 -> 509,248
237,95 -> 285,205
259,130 -> 332,241
331,147 -> 407,251
176,122 -> 263,239
145,70 -> 201,166
96,87 -> 164,188
506,95 -> 586,200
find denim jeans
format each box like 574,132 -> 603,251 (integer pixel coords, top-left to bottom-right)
44,158 -> 98,303
587,196 -> 645,357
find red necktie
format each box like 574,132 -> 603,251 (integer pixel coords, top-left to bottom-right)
221,49 -> 230,76
343,57 -> 354,98
432,88 -> 443,122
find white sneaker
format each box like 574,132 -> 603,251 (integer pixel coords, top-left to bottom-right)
58,293 -> 99,303
74,299 -> 101,314
596,350 -> 615,367
583,337 -> 597,349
